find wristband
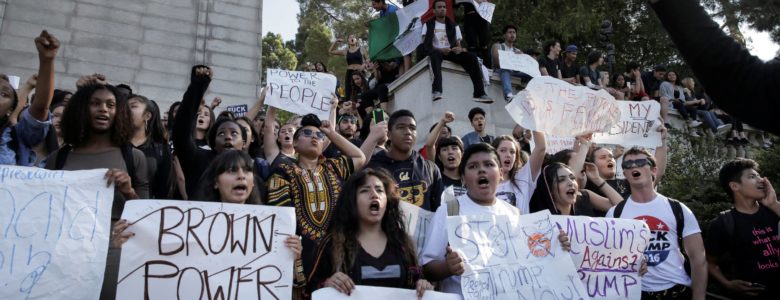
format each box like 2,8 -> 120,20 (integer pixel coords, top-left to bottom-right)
597,181 -> 607,188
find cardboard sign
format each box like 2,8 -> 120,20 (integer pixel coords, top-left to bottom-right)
551,215 -> 650,300
529,133 -> 576,155
313,286 -> 461,300
447,210 -> 588,300
116,200 -> 296,300
399,201 -> 434,257
505,76 -> 621,136
265,69 -> 338,120
592,101 -> 662,148
497,51 -> 541,77
226,104 -> 249,118
0,166 -> 114,300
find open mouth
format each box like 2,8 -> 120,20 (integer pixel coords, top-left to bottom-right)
447,156 -> 456,162
607,162 -> 615,169
369,200 -> 381,215
477,177 -> 490,187
503,159 -> 512,167
233,184 -> 248,193
223,143 -> 234,149
566,189 -> 576,197
198,119 -> 205,125
631,170 -> 641,178
757,184 -> 766,191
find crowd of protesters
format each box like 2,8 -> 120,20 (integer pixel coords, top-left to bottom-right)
1,0 -> 779,299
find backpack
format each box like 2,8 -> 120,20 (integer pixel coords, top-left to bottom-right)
614,198 -> 691,276
53,144 -> 138,185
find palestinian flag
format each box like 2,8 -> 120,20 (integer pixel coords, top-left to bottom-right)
368,0 -> 456,61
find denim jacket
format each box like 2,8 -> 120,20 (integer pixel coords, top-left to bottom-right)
0,109 -> 51,166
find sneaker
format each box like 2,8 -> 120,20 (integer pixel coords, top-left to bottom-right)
688,120 -> 702,127
432,92 -> 443,101
473,94 -> 494,104
505,93 -> 513,102
716,124 -> 732,135
690,131 -> 701,138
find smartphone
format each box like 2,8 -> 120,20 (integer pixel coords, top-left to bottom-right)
371,108 -> 385,124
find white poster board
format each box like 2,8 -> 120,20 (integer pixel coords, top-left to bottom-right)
455,0 -> 495,23
313,286 -> 462,300
116,200 -> 296,300
506,76 -> 621,137
497,51 -> 541,77
551,215 -> 650,300
265,69 -> 338,120
447,210 -> 588,300
0,166 -> 114,300
530,133 -> 576,155
399,201 -> 434,257
592,101 -> 662,148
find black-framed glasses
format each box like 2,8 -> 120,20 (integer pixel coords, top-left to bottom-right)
621,158 -> 653,169
301,128 -> 325,140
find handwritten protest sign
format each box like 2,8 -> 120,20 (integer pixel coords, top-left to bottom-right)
266,69 -> 337,120
447,210 -> 588,300
506,76 -> 621,136
550,215 -> 650,300
529,133 -> 576,154
592,101 -> 662,148
399,201 -> 434,257
455,0 -> 495,22
116,200 -> 296,300
0,166 -> 114,300
314,286 -> 461,300
498,51 -> 541,77
226,104 -> 248,118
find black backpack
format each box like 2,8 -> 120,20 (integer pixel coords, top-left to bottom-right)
614,198 -> 691,276
53,144 -> 138,184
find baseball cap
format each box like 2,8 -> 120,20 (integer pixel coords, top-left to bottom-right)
654,64 -> 667,72
564,45 -> 578,53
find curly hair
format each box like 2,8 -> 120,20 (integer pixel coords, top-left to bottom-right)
60,84 -> 133,147
327,168 -> 418,273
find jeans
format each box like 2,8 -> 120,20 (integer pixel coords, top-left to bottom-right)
696,110 -> 723,130
497,69 -> 533,96
428,49 -> 485,97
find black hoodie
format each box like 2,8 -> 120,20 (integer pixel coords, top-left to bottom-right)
366,149 -> 443,212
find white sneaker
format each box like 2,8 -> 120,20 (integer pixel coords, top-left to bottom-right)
688,120 -> 702,127
716,124 -> 732,135
505,93 -> 513,102
690,131 -> 701,138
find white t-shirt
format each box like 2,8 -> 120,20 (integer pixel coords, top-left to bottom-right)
606,194 -> 701,292
420,194 -> 520,295
421,21 -> 462,49
495,163 -> 538,214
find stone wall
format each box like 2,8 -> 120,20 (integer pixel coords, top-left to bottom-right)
0,0 -> 263,111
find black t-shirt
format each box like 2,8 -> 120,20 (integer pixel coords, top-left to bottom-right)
706,205 -> 780,299
560,59 -> 579,80
323,138 -> 362,158
442,173 -> 465,197
641,71 -> 662,97
538,56 -> 560,77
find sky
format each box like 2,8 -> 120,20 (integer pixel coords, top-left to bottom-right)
262,0 -> 778,61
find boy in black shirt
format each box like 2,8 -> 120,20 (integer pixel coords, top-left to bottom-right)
708,159 -> 780,299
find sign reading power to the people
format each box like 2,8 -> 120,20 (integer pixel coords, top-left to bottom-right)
265,69 -> 337,120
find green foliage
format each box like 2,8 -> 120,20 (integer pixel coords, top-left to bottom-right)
261,33 -> 298,81
659,129 -> 780,233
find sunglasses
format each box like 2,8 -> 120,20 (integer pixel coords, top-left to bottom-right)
621,158 -> 653,170
300,128 -> 325,140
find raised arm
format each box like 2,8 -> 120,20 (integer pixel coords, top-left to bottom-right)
360,121 -> 387,166
424,112 -> 454,161
246,87 -> 266,121
321,120 -> 366,170
29,31 -> 59,122
650,0 -> 780,134
654,125 -> 668,184
329,39 -> 346,56
529,131 -> 546,179
173,66 -> 212,166
263,106 -> 281,162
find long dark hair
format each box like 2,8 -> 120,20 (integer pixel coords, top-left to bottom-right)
61,84 -> 133,147
326,168 -> 417,273
0,80 -> 19,131
195,150 -> 261,204
207,118 -> 247,153
531,162 -> 571,214
236,116 -> 262,158
129,94 -> 168,144
167,101 -> 181,130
